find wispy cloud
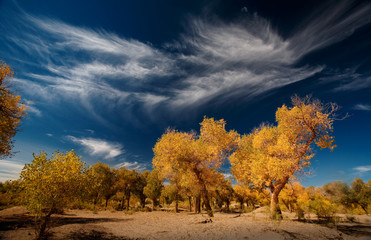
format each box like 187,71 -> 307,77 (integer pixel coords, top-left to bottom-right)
0,160 -> 25,182
289,0 -> 371,56
25,100 -> 42,117
353,104 -> 371,111
353,165 -> 371,173
113,161 -> 147,171
3,0 -> 371,124
68,136 -> 124,159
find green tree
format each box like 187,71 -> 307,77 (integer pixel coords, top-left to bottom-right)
85,162 -> 116,208
322,180 -> 350,207
0,61 -> 26,158
144,169 -> 164,211
133,170 -> 150,209
349,178 -> 371,214
20,150 -> 84,239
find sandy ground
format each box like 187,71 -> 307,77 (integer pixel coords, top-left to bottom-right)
1,206 -> 371,240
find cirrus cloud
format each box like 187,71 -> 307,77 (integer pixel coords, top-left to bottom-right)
68,136 -> 124,159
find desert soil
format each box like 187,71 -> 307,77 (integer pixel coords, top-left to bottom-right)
1,206 -> 371,240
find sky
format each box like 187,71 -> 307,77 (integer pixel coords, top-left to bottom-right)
0,0 -> 370,187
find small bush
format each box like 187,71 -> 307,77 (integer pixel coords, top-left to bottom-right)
296,206 -> 305,220
308,199 -> 336,219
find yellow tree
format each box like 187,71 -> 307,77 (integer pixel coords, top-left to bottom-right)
20,150 -> 85,239
280,181 -> 306,213
153,117 -> 238,217
230,96 -> 338,219
0,61 -> 26,158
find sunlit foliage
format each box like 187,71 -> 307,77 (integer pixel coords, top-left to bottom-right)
0,61 -> 26,158
20,150 -> 85,239
153,117 -> 238,216
85,162 -> 116,208
143,169 -> 163,210
230,95 -> 339,219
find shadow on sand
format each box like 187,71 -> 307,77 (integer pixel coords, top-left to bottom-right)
65,230 -> 142,240
0,212 -> 133,232
293,219 -> 371,238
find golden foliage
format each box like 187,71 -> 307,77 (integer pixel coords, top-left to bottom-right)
0,61 -> 26,158
20,150 -> 85,216
231,96 -> 338,188
230,96 -> 339,218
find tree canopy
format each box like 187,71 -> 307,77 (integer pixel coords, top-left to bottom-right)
153,117 -> 238,216
0,61 -> 26,158
230,95 -> 339,218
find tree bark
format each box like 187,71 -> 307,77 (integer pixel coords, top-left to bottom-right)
270,177 -> 289,219
188,197 -> 192,212
201,185 -> 213,217
174,197 -> 178,212
192,167 -> 213,216
270,191 -> 282,219
140,196 -> 146,208
37,208 -> 54,240
120,197 -> 125,210
126,194 -> 130,210
195,195 -> 201,213
105,198 -> 109,210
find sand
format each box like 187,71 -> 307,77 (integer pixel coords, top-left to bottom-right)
1,207 -> 371,240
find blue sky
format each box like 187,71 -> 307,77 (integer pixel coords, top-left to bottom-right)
0,0 -> 370,187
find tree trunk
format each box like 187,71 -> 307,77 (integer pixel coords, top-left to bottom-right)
175,198 -> 179,213
360,204 -> 368,215
141,196 -> 146,208
192,167 -> 212,216
195,195 -> 201,213
239,200 -> 244,210
152,199 -> 155,211
270,190 -> 282,220
270,177 -> 289,219
126,194 -> 130,210
120,197 -> 125,210
201,184 -> 213,217
188,197 -> 192,212
105,198 -> 109,210
37,208 -> 54,240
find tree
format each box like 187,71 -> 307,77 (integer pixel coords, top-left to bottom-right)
0,61 -> 26,158
230,96 -> 339,219
133,170 -> 150,209
85,162 -> 116,208
143,169 -> 163,211
280,181 -> 306,213
349,178 -> 371,214
115,167 -> 138,210
153,117 -> 238,217
20,150 -> 84,239
213,178 -> 234,212
322,180 -> 350,207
